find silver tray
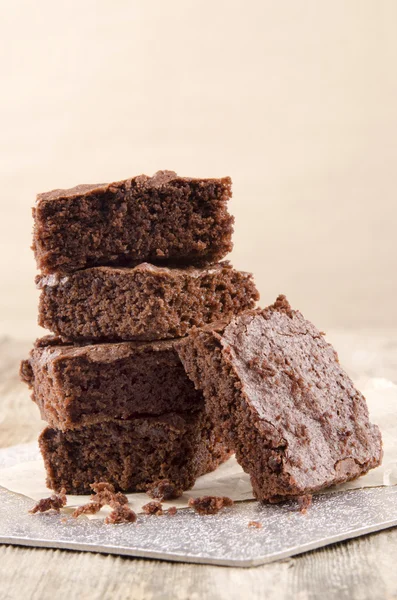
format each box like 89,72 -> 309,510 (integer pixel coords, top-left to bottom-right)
1,485 -> 396,567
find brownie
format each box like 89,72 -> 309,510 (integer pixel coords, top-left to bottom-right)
20,337 -> 204,430
36,262 -> 259,342
33,171 -> 234,274
39,411 -> 232,494
177,295 -> 383,502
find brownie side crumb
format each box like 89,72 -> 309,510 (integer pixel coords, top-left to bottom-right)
72,502 -> 102,518
167,507 -> 177,516
188,496 -> 234,515
29,489 -> 67,514
297,494 -> 313,514
146,479 -> 183,501
104,504 -> 137,524
248,521 -> 262,529
142,501 -> 164,516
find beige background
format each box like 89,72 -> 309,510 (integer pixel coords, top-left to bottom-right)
1,0 -> 396,340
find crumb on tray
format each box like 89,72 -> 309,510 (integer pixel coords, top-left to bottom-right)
297,494 -> 313,514
248,521 -> 262,529
90,482 -> 128,507
29,488 -> 67,514
142,501 -> 164,516
188,495 -> 234,515
104,504 -> 137,524
146,479 -> 183,501
72,481 -> 131,520
72,502 -> 102,518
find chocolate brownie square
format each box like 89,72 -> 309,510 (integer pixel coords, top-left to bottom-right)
33,171 -> 233,273
39,411 -> 232,494
177,296 -> 383,502
20,336 -> 203,430
36,262 -> 259,342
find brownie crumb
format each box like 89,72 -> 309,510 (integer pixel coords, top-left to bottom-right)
146,479 -> 183,501
71,482 -> 132,521
29,489 -> 67,514
114,492 -> 129,506
167,506 -> 177,516
104,504 -> 137,524
89,482 -> 128,507
188,496 -> 234,515
142,501 -> 164,516
72,502 -> 102,518
297,494 -> 313,514
248,521 -> 262,529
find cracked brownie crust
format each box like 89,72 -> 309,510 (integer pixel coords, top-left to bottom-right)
20,337 -> 204,430
39,411 -> 232,494
177,295 -> 382,502
36,261 -> 259,342
33,171 -> 234,273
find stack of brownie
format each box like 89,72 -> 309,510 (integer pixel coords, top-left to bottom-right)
20,171 -> 259,494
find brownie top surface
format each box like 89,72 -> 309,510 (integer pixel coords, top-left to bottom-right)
32,336 -> 181,365
36,171 -> 232,204
218,296 -> 381,474
36,261 -> 236,289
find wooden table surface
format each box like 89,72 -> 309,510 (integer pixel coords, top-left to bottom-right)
1,334 -> 396,600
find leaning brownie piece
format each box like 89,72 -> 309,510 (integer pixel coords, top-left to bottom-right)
20,336 -> 204,430
177,295 -> 383,502
33,170 -> 233,273
39,412 -> 232,494
37,262 -> 259,342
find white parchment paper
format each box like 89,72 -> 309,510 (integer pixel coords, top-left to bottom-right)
0,377 -> 396,517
